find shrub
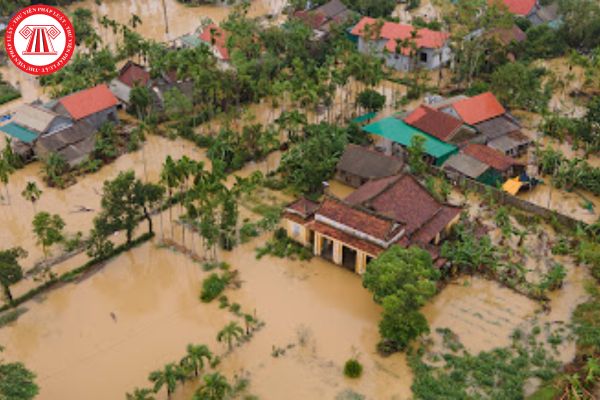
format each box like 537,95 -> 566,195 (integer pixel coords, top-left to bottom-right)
200,273 -> 229,303
343,359 -> 363,378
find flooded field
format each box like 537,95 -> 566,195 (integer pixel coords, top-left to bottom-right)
0,134 -> 203,268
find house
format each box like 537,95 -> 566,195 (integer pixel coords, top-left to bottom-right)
442,152 -> 504,186
351,17 -> 451,71
490,0 -> 560,26
403,104 -> 477,145
462,143 -> 524,183
0,103 -> 73,160
294,0 -> 354,39
110,61 -> 151,108
335,144 -> 404,188
283,174 -> 461,274
362,115 -> 458,166
52,84 -> 119,130
486,25 -> 527,47
35,121 -> 95,167
435,92 -> 531,156
198,24 -> 230,62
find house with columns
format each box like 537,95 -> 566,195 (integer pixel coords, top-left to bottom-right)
283,174 -> 462,274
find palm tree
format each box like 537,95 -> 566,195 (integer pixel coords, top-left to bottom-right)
21,181 -> 42,213
217,321 -> 244,351
193,372 -> 231,400
0,155 -> 14,205
160,156 -> 180,240
180,344 -> 212,377
148,363 -> 186,399
126,388 -> 155,400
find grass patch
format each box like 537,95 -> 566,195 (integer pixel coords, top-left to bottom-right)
200,271 -> 232,303
0,308 -> 26,328
343,359 -> 363,379
0,83 -> 20,105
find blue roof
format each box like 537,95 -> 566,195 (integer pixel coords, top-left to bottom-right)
362,116 -> 458,160
352,112 -> 377,124
0,122 -> 38,143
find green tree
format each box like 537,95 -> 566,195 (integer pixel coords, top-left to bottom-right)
0,247 -> 27,304
363,246 -> 440,352
180,344 -> 212,377
357,89 -> 386,113
148,363 -> 187,399
160,156 -> 181,239
491,62 -> 550,112
32,212 -> 65,260
126,388 -> 155,400
0,361 -> 39,400
41,153 -> 68,188
407,135 -> 427,175
193,372 -> 231,400
129,85 -> 152,120
95,171 -> 160,243
217,321 -> 244,351
21,181 -> 42,213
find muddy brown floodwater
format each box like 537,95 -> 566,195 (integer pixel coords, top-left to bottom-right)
0,135 -> 204,269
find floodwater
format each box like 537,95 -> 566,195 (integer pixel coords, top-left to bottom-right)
0,134 -> 203,269
0,188 -> 592,399
519,178 -> 600,225
65,0 -> 288,45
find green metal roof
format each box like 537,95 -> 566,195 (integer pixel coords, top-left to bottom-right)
180,34 -> 202,48
363,116 -> 458,159
351,112 -> 377,124
0,122 -> 38,143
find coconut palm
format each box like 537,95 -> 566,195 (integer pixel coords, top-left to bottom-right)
217,321 -> 244,351
148,363 -> 186,399
0,155 -> 14,205
180,344 -> 212,377
193,372 -> 231,400
126,388 -> 155,400
21,181 -> 42,213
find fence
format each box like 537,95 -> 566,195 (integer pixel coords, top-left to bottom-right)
435,166 -> 585,230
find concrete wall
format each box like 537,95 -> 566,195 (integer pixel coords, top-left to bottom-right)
359,37 -> 451,71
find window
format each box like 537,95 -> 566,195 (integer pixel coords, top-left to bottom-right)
420,52 -> 428,62
291,223 -> 301,237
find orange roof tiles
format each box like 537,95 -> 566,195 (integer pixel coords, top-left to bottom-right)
450,92 -> 506,125
198,24 -> 230,61
351,17 -> 449,55
118,61 -> 150,88
58,84 -> 118,121
489,0 -> 536,16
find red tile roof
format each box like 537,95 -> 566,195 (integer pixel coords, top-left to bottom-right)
294,10 -> 328,29
316,198 -> 401,241
489,0 -> 536,16
199,24 -> 230,61
118,61 -> 150,88
404,105 -> 463,142
345,175 -> 399,206
463,143 -> 519,172
307,220 -> 385,256
451,92 -> 506,125
412,205 -> 461,244
368,174 -> 445,235
58,84 -> 118,121
351,17 -> 449,55
487,25 -> 527,46
286,198 -> 320,219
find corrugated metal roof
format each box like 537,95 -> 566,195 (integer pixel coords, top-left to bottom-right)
363,116 -> 458,159
0,122 -> 38,143
12,104 -> 61,133
443,152 -> 489,179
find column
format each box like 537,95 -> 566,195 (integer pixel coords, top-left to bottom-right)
313,232 -> 321,256
333,241 -> 343,265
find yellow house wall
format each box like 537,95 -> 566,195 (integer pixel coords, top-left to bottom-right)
284,219 -> 309,247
